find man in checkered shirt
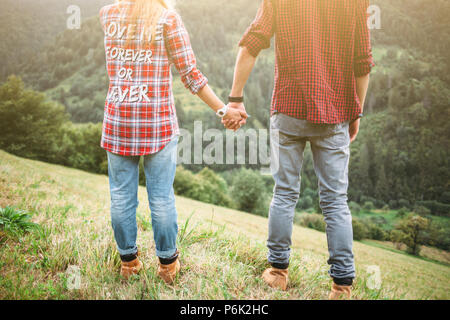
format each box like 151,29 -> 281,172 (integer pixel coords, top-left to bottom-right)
224,0 -> 374,299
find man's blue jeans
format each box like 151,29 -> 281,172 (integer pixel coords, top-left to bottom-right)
269,113 -> 355,280
107,137 -> 179,259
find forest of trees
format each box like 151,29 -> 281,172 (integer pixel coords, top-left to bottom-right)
0,0 -> 449,253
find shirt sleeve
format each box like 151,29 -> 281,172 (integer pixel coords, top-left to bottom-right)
165,12 -> 208,95
354,0 -> 375,77
239,0 -> 276,57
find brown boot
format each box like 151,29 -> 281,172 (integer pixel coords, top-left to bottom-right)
120,257 -> 143,280
157,255 -> 181,285
262,267 -> 289,291
329,283 -> 352,300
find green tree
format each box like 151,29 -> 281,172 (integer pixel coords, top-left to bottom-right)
352,218 -> 368,241
197,168 -> 233,207
54,122 -> 106,173
173,167 -> 233,207
391,215 -> 430,256
0,76 -> 67,161
230,168 -> 267,215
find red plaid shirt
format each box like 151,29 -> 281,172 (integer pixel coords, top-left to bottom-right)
99,1 -> 207,156
240,0 -> 375,124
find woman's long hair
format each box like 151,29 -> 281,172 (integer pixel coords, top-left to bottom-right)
117,0 -> 171,45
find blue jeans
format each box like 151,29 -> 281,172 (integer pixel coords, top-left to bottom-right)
268,113 -> 355,280
107,137 -> 179,259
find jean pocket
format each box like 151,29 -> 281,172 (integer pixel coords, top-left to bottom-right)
277,130 -> 296,146
270,113 -> 280,130
328,126 -> 350,148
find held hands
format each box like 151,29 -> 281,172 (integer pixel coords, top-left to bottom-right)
222,102 -> 248,131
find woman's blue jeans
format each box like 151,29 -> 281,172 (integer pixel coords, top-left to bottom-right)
107,137 -> 179,259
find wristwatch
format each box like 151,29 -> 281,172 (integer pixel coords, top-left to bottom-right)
351,113 -> 364,123
216,104 -> 229,118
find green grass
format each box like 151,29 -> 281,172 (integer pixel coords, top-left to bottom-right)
0,206 -> 40,240
0,150 -> 449,300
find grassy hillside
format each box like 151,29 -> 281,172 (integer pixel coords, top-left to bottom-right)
0,150 -> 449,300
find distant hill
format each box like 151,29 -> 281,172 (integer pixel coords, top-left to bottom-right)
0,0 -> 110,80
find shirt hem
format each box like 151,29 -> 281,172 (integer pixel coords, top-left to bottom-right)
101,133 -> 180,157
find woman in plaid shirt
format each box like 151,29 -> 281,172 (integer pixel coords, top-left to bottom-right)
99,0 -> 247,282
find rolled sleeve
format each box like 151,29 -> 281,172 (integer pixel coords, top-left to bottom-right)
182,69 -> 208,95
165,11 -> 208,95
354,0 -> 375,77
239,0 -> 276,57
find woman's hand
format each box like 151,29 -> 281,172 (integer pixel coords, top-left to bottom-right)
222,103 -> 248,131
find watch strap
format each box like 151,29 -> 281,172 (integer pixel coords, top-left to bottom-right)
216,105 -> 229,118
351,113 -> 364,123
228,96 -> 244,103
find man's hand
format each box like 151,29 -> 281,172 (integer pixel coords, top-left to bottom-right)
349,119 -> 360,143
222,102 -> 248,131
222,103 -> 248,131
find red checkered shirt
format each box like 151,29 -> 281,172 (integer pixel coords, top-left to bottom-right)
99,1 -> 207,156
240,0 -> 375,124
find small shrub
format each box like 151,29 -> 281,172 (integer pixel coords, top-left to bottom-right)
231,168 -> 267,215
174,166 -> 198,196
363,201 -> 375,212
369,215 -> 388,225
296,213 -> 326,232
423,221 -> 450,251
352,218 -> 369,240
360,196 -> 376,204
368,223 -> 388,241
397,207 -> 408,217
302,188 -> 316,199
398,199 -> 410,209
416,201 -> 450,217
375,200 -> 387,209
349,201 -> 361,215
298,195 -> 313,210
440,192 -> 450,205
174,167 -> 233,208
414,206 -> 431,217
389,200 -> 399,209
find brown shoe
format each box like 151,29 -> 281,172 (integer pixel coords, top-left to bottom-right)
329,283 -> 352,300
120,257 -> 143,280
157,256 -> 181,285
262,267 -> 289,291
